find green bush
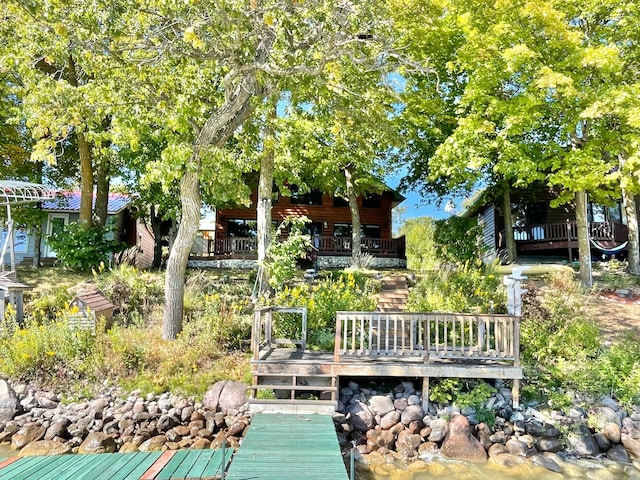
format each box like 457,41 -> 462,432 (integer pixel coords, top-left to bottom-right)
520,272 -> 640,410
95,265 -> 164,325
47,223 -> 126,271
274,272 -> 377,350
433,216 -> 485,264
0,315 -> 97,383
407,261 -> 506,313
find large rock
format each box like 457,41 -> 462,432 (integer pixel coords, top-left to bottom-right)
379,410 -> 400,430
203,381 -> 248,413
369,396 -> 395,417
138,434 -> 167,452
0,380 -> 19,422
18,440 -> 72,457
566,425 -> 599,457
11,424 -> 46,449
440,414 -> 487,464
400,405 -> 424,425
428,418 -> 448,443
349,401 -> 375,432
622,433 -> 640,459
78,432 -> 116,454
602,422 -> 621,444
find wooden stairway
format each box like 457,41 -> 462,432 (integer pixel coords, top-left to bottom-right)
249,360 -> 338,414
377,275 -> 409,312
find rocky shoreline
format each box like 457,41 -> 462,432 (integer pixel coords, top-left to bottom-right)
0,379 -> 251,457
2,377 -> 640,478
334,379 -> 640,478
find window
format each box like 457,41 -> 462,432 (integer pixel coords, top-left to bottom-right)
363,194 -> 381,208
227,219 -> 257,237
290,186 -> 323,205
362,224 -> 381,238
333,223 -> 352,237
333,196 -> 349,207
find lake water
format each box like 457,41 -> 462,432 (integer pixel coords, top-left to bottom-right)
0,443 -> 16,458
356,452 -> 640,479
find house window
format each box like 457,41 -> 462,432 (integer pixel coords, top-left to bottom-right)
290,186 -> 323,205
362,224 -> 381,238
363,194 -> 381,208
333,196 -> 349,207
333,223 -> 352,237
227,219 -> 257,237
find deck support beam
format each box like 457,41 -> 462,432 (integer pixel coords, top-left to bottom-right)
422,377 -> 429,413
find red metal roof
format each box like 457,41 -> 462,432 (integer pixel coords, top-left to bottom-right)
42,192 -> 132,215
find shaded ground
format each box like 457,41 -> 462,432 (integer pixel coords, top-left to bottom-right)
591,291 -> 640,344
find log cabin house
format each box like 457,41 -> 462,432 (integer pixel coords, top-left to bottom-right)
189,187 -> 407,269
462,186 -> 636,263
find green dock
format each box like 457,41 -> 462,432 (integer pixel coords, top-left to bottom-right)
0,413 -> 346,479
227,414 -> 348,480
0,448 -> 231,480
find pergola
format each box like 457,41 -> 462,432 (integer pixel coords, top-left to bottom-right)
0,181 -> 57,323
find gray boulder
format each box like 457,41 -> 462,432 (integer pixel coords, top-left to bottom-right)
78,432 -> 116,454
0,380 -> 19,421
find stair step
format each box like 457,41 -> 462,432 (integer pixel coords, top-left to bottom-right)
248,399 -> 337,415
251,385 -> 337,392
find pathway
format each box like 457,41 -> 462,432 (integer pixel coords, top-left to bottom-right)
376,275 -> 409,312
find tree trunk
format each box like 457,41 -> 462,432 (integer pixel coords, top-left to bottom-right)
68,54 -> 94,227
32,227 -> 41,268
575,190 -> 592,287
77,131 -> 94,227
501,184 -> 517,263
163,170 -> 201,339
162,28 -> 275,339
256,105 -> 276,296
619,153 -> 640,275
150,205 -> 164,269
94,158 -> 110,228
344,167 -> 361,261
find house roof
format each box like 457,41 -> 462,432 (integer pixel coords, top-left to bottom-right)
42,192 -> 132,215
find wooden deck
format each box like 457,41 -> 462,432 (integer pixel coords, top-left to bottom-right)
0,449 -> 231,480
249,309 -> 523,411
226,414 -> 347,480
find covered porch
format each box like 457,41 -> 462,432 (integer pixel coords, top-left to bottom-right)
204,235 -> 406,258
503,221 -> 629,256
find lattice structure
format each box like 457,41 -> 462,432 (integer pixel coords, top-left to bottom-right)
0,180 -> 56,206
0,180 -> 57,275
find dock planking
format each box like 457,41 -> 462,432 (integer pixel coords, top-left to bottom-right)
0,449 -> 231,480
227,413 -> 348,480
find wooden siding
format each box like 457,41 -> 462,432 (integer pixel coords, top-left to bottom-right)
216,191 -> 396,240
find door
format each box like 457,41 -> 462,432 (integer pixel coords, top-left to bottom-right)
44,213 -> 69,257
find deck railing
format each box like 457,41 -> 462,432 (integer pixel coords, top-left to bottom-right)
512,221 -> 627,244
334,312 -> 520,364
252,306 -> 308,359
211,235 -> 406,257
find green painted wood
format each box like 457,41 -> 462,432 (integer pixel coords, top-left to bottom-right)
0,454 -> 59,479
155,449 -> 191,479
33,454 -> 91,480
92,451 -> 163,480
227,414 -> 348,480
156,449 -> 231,480
186,449 -> 230,479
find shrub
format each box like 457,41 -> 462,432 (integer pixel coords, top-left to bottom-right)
274,272 -> 377,350
407,261 -> 506,314
433,216 -> 485,264
46,223 -> 126,271
264,216 -> 311,291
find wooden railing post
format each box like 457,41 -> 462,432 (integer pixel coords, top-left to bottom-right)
334,312 -> 343,363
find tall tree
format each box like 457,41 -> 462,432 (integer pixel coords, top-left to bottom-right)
92,0 -> 402,338
1,1 -> 117,227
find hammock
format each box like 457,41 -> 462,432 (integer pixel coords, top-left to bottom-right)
589,238 -> 629,254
